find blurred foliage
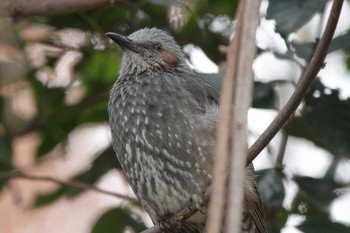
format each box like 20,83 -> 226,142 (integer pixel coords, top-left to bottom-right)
297,218 -> 350,233
291,31 -> 350,61
252,82 -> 276,109
288,79 -> 350,159
35,186 -> 67,207
256,168 -> 287,233
34,147 -> 119,207
0,136 -> 12,189
257,169 -> 285,207
92,208 -> 147,233
1,0 -> 350,232
267,0 -> 329,35
303,80 -> 350,158
294,176 -> 344,211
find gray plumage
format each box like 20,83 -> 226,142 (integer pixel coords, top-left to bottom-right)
107,28 -> 267,233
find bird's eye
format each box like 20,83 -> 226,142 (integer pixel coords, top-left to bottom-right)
153,42 -> 163,52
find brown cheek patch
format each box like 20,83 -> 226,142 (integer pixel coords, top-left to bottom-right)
161,52 -> 180,68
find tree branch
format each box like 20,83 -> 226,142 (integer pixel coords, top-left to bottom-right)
0,0 -> 128,17
206,1 -> 244,232
246,0 -> 344,166
0,171 -> 138,204
224,0 -> 261,232
275,131 -> 289,167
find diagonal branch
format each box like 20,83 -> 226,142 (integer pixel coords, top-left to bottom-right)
247,0 -> 344,166
0,171 -> 138,204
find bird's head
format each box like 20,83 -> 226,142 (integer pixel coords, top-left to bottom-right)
106,28 -> 191,76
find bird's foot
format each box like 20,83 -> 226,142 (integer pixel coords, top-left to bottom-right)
186,198 -> 195,211
186,198 -> 206,214
159,213 -> 178,232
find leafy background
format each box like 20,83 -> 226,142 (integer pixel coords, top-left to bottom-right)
0,0 -> 350,233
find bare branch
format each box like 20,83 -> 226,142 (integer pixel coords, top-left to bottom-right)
225,0 -> 261,232
247,0 -> 344,166
205,2 -> 244,232
0,171 -> 138,204
0,0 -> 128,17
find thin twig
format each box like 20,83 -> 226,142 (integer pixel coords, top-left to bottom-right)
275,131 -> 289,167
247,0 -> 344,166
275,112 -> 295,168
0,171 -> 138,204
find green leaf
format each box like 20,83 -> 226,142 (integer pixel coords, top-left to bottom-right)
33,147 -> 118,205
303,80 -> 350,158
150,0 -> 183,7
285,116 -> 332,153
256,169 -> 285,206
267,0 -> 329,34
28,79 -> 72,156
92,208 -> 147,233
193,0 -> 238,18
68,147 -> 119,197
87,5 -> 133,30
34,187 -> 66,207
252,82 -> 276,109
297,218 -> 350,233
137,2 -> 168,30
0,136 -> 13,190
265,206 -> 288,233
77,98 -> 109,124
0,136 -> 12,171
256,169 -> 287,232
80,50 -> 120,88
291,32 -> 350,60
46,4 -> 132,31
329,31 -> 350,52
290,191 -> 329,218
294,176 -> 342,212
30,76 -> 111,157
291,41 -> 316,61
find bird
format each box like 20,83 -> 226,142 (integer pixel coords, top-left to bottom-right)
106,27 -> 267,233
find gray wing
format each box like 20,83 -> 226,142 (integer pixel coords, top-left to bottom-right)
248,184 -> 268,233
198,72 -> 223,93
188,74 -> 268,233
185,73 -> 220,107
245,165 -> 268,233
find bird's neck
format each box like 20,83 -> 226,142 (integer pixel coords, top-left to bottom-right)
119,57 -> 192,77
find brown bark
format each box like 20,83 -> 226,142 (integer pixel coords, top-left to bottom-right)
0,0 -> 128,17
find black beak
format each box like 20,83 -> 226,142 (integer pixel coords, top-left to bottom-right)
106,32 -> 139,53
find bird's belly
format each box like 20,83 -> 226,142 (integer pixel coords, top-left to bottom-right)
127,159 -> 204,222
